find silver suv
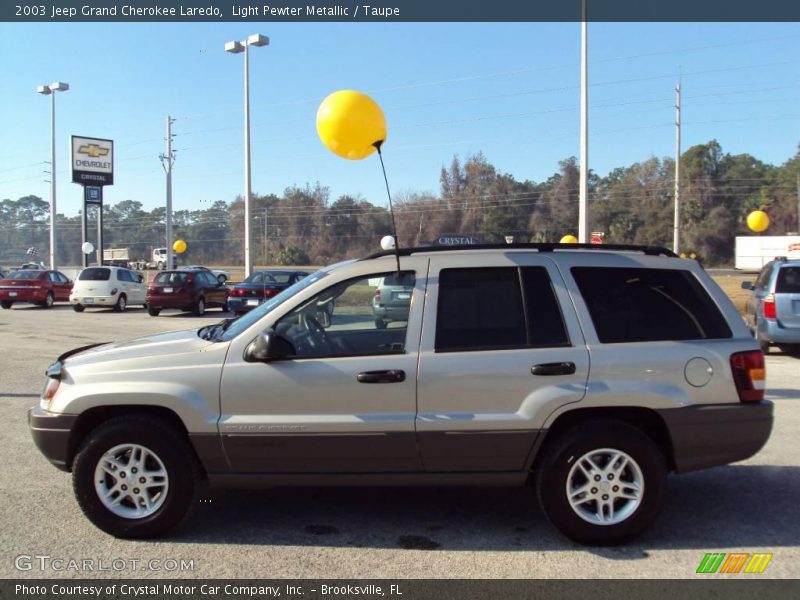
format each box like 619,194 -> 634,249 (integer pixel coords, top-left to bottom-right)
29,244 -> 772,545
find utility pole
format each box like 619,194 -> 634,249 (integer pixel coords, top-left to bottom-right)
674,82 -> 681,254
578,0 -> 589,243
160,116 -> 176,270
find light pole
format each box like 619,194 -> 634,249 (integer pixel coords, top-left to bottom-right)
225,33 -> 268,278
36,81 -> 69,270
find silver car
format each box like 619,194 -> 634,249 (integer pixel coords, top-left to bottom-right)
30,244 -> 772,545
742,257 -> 800,354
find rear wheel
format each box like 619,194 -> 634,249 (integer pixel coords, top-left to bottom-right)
536,420 -> 667,546
114,294 -> 127,313
193,297 -> 205,316
148,307 -> 161,317
73,304 -> 85,312
42,292 -> 54,308
0,300 -> 12,309
72,416 -> 200,538
217,274 -> 227,284
778,344 -> 800,356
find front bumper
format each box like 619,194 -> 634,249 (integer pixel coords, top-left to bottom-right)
658,401 -> 774,473
28,405 -> 77,472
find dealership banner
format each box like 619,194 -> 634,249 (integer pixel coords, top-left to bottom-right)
71,136 -> 114,186
3,0 -> 800,22
4,579 -> 800,599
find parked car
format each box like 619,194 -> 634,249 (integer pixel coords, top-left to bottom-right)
18,261 -> 46,270
742,256 -> 800,354
0,269 -> 72,309
371,272 -> 414,328
29,244 -> 771,545
146,269 -> 229,316
180,265 -> 230,284
227,270 -> 309,315
69,266 -> 146,313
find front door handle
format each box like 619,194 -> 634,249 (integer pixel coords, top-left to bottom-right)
531,362 -> 576,376
357,370 -> 406,383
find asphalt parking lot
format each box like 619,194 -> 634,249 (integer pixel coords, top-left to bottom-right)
1,303 -> 798,579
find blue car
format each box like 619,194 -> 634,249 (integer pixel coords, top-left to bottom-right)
227,270 -> 310,315
742,257 -> 800,354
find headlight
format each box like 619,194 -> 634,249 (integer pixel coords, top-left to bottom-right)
41,378 -> 61,409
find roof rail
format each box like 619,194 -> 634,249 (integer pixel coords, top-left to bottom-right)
361,243 -> 677,261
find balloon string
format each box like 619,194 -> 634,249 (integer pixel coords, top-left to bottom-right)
375,144 -> 402,274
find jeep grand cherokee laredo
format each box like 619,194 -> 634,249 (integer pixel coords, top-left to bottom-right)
29,244 -> 772,545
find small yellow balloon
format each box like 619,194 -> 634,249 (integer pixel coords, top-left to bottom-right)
746,210 -> 769,233
316,90 -> 387,160
560,234 -> 578,244
173,239 -> 187,254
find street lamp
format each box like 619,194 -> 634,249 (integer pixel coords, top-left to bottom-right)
36,81 -> 69,270
225,33 -> 268,278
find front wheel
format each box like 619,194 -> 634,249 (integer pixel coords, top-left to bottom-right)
42,292 -> 54,308
73,304 -> 85,313
72,416 -> 200,538
114,294 -> 127,313
148,307 -> 161,317
217,274 -> 227,284
0,300 -> 12,309
193,297 -> 205,316
536,420 -> 667,546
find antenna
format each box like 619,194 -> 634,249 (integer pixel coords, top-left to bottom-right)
374,141 -> 402,274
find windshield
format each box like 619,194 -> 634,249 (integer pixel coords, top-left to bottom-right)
217,269 -> 330,341
244,272 -> 278,285
79,267 -> 111,281
9,271 -> 42,280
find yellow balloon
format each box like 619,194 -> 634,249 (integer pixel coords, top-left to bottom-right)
560,234 -> 578,244
173,239 -> 187,254
746,210 -> 769,233
316,90 -> 387,160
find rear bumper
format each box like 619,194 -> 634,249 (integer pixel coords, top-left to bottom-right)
658,401 -> 773,473
146,293 -> 192,309
28,405 -> 77,472
0,289 -> 43,302
227,298 -> 261,313
70,295 -> 116,306
759,319 -> 800,344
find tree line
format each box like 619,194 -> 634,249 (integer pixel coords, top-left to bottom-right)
1,139 -> 798,268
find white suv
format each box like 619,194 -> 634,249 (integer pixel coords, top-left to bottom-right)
69,266 -> 147,312
31,244 -> 772,544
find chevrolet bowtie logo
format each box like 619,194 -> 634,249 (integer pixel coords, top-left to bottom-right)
78,144 -> 109,158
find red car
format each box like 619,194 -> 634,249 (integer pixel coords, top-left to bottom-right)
145,269 -> 229,316
0,269 -> 73,309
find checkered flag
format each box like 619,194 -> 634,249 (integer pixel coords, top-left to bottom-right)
26,246 -> 38,257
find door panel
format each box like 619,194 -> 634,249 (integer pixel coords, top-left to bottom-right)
219,259 -> 429,474
417,254 -> 589,472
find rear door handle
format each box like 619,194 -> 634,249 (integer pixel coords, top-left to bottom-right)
357,370 -> 406,384
531,362 -> 576,376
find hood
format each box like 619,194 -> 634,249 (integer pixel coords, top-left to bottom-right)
63,328 -> 218,370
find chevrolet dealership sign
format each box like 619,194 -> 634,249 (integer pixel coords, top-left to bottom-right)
71,135 -> 114,185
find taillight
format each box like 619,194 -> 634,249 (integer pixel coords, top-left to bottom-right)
230,288 -> 244,297
264,288 -> 278,298
374,289 -> 381,303
41,377 -> 61,408
730,350 -> 765,403
187,274 -> 194,283
763,294 -> 776,319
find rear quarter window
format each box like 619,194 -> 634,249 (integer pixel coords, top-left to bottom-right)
571,267 -> 732,343
775,266 -> 800,293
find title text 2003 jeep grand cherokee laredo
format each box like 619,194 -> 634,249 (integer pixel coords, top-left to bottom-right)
29,244 -> 773,546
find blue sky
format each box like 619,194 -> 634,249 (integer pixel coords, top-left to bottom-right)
1,22 -> 798,217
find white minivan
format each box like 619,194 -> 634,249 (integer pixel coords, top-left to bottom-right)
69,266 -> 146,312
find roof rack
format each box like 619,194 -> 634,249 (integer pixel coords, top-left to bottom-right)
361,243 -> 677,261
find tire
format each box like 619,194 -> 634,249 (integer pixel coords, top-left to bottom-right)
114,294 -> 127,313
536,420 -> 667,546
73,304 -> 85,313
193,297 -> 205,316
777,344 -> 800,356
148,307 -> 161,317
42,292 -> 54,309
374,318 -> 387,329
0,300 -> 12,309
759,338 -> 770,354
217,274 -> 227,284
72,416 -> 201,539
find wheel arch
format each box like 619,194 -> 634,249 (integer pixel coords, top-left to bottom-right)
527,407 -> 676,476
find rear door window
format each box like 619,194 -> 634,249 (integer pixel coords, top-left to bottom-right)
776,266 -> 800,293
571,267 -> 732,343
435,267 -> 569,352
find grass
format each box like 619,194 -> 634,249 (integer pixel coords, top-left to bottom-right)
711,273 -> 753,316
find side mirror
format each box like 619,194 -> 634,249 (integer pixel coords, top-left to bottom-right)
741,281 -> 754,290
244,329 -> 295,363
